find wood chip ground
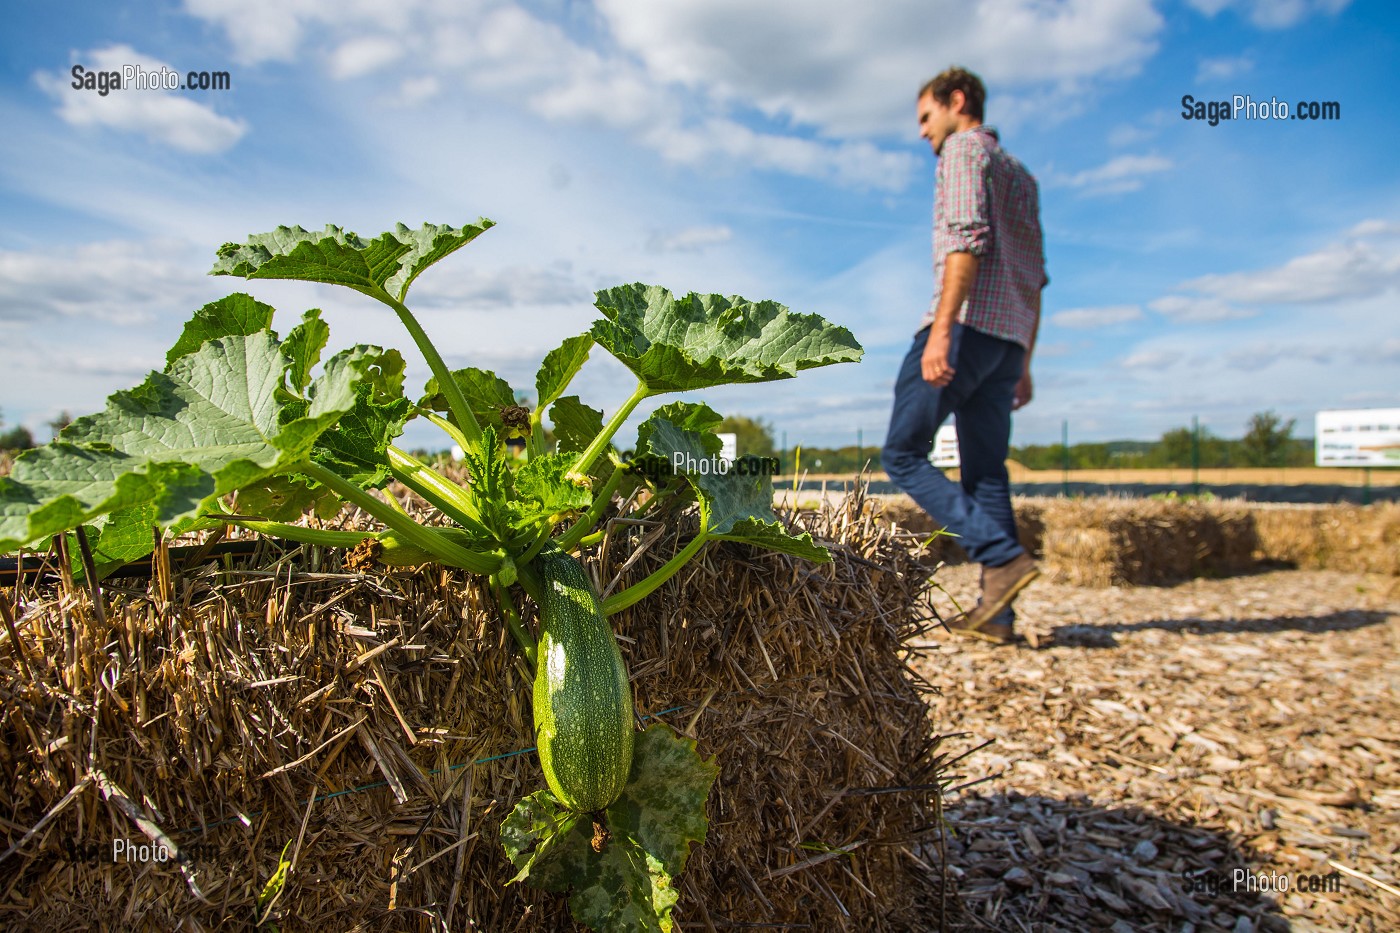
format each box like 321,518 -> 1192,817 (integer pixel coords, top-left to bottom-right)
911,565 -> 1400,932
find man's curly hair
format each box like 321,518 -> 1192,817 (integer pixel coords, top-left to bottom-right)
918,67 -> 986,121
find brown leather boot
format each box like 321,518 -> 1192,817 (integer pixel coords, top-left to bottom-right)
950,552 -> 1038,641
947,609 -> 1017,645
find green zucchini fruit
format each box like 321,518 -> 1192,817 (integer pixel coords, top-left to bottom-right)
532,544 -> 634,812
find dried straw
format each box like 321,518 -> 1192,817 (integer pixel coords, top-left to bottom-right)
0,485 -> 959,931
874,495 -> 1397,586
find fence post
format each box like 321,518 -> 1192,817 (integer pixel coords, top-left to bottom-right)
1061,419 -> 1069,498
1192,415 -> 1200,496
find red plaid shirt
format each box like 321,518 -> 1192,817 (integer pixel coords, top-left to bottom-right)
921,125 -> 1047,349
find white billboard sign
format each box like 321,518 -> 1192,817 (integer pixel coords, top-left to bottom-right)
717,432 -> 738,463
931,424 -> 960,468
1315,408 -> 1400,467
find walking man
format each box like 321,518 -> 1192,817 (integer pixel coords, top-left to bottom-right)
882,67 -> 1047,645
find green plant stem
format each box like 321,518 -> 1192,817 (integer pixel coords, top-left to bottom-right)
423,411 -> 473,456
571,381 -> 649,478
514,557 -> 544,604
387,445 -> 486,530
377,291 -> 483,449
218,518 -> 374,549
527,411 -> 547,461
300,462 -> 499,575
492,578 -> 536,667
602,528 -> 709,616
517,521 -> 554,567
555,459 -> 628,552
573,528 -> 606,548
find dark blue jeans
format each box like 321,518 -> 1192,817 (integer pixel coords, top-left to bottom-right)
882,324 -> 1027,621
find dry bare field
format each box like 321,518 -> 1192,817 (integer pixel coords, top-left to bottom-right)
915,565 -> 1400,932
790,466 -> 1398,488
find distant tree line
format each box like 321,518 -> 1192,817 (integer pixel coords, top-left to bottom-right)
0,409 -> 73,452
737,410 -> 1314,474
1008,411 -> 1312,470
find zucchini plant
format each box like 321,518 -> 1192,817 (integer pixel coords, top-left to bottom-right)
0,220 -> 861,931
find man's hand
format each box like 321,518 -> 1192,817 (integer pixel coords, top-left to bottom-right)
1012,369 -> 1033,410
921,329 -> 955,386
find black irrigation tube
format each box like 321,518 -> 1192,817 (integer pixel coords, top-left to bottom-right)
0,539 -> 287,587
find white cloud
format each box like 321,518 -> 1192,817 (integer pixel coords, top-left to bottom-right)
33,45 -> 247,154
1050,305 -> 1142,328
1348,219 -> 1400,238
642,119 -> 917,191
1148,295 -> 1255,322
179,0 -> 1163,188
407,261 -> 590,309
1184,0 -> 1352,29
1053,154 -> 1173,193
397,75 -> 440,106
1180,232 -> 1400,305
646,226 -> 733,254
0,239 -> 214,325
1225,341 -> 1339,371
1196,54 -> 1254,82
1120,349 -> 1183,369
328,36 -> 404,80
595,0 -> 1164,137
1033,341 -> 1073,359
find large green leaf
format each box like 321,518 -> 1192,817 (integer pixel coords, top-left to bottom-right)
282,308 -> 331,394
591,284 -> 863,394
211,221 -> 494,302
164,293 -> 275,369
510,453 -> 593,528
501,725 -> 718,933
634,414 -> 828,562
300,346 -> 412,488
75,510 -> 223,581
535,335 -> 593,414
234,475 -> 342,523
420,368 -> 519,438
0,332 -> 363,554
549,396 -> 605,456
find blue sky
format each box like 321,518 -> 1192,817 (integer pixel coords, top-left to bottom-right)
2,0 -> 1397,453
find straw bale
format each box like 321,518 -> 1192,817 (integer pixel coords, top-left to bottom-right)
874,493 -> 1397,583
1036,498 -> 1260,588
0,488 -> 961,931
1252,502 -> 1399,575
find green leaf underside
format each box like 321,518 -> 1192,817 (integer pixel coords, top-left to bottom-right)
591,284 -> 863,394
549,397 -> 605,456
501,725 -> 718,933
282,309 -> 331,394
235,475 -> 341,523
635,415 -> 828,562
76,510 -> 219,580
510,453 -> 592,527
0,332 -> 362,554
308,348 -> 412,489
421,368 -> 516,437
164,293 -> 275,369
535,335 -> 593,414
634,403 -> 723,459
211,221 -> 494,302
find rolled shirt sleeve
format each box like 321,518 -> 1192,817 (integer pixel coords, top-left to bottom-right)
937,134 -> 992,256
922,126 -> 1046,349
